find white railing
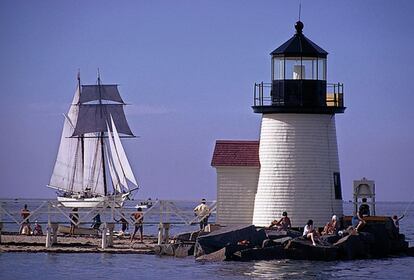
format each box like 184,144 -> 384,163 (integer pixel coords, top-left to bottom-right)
0,198 -> 216,231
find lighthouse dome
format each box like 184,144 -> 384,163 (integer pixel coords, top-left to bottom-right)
270,21 -> 328,58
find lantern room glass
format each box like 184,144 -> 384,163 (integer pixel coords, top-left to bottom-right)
272,57 -> 326,81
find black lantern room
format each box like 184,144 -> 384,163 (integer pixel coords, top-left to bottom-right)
253,21 -> 345,114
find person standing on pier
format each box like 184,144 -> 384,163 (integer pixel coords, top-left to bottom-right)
116,213 -> 129,235
69,208 -> 79,236
130,207 -> 143,243
91,213 -> 102,230
194,199 -> 210,230
19,204 -> 31,235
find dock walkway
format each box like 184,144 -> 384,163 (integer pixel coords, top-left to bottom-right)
0,233 -> 157,254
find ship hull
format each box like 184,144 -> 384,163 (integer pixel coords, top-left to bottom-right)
57,194 -> 127,208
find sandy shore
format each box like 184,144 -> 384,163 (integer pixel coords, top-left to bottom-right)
0,233 -> 157,254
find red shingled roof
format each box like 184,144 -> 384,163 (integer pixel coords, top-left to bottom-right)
211,140 -> 260,167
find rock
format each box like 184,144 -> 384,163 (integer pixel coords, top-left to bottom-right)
234,245 -> 287,261
286,238 -> 338,261
334,234 -> 368,259
196,247 -> 226,262
272,236 -> 292,246
153,245 -> 162,255
174,244 -> 194,257
320,234 -> 340,244
194,225 -> 266,257
362,223 -> 391,257
173,232 -> 192,242
406,247 -> 414,257
153,244 -> 176,256
262,239 -> 275,248
265,229 -> 301,240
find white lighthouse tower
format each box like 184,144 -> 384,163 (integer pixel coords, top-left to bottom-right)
252,21 -> 345,227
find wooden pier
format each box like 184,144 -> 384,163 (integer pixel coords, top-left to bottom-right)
0,233 -> 157,254
0,198 -> 216,254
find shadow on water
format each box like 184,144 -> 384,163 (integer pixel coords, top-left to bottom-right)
1,252 -> 414,280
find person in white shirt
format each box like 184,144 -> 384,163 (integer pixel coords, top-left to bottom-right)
303,219 -> 320,246
194,199 -> 210,230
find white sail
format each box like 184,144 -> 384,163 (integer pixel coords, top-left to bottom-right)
111,115 -> 138,187
83,133 -> 105,195
106,122 -> 128,190
49,86 -> 84,192
105,142 -> 122,193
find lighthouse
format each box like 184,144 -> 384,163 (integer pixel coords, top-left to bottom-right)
252,21 -> 345,227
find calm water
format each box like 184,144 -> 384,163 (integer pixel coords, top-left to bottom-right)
1,201 -> 414,279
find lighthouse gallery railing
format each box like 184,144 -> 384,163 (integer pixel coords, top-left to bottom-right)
254,82 -> 344,108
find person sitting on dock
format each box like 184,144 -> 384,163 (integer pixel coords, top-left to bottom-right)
19,204 -> 31,235
69,208 -> 79,236
194,199 -> 210,231
269,211 -> 292,231
359,198 -> 370,217
392,214 -> 405,233
303,219 -> 320,246
32,220 -> 43,236
351,210 -> 366,233
322,215 -> 339,235
91,213 -> 102,230
130,207 -> 144,243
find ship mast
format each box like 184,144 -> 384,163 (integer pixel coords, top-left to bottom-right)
97,70 -> 108,196
78,70 -> 85,191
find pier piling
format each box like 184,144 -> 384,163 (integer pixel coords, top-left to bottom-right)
46,223 -> 59,248
157,223 -> 170,245
101,222 -> 115,249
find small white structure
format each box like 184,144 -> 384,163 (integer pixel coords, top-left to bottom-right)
353,177 -> 376,215
211,141 -> 260,225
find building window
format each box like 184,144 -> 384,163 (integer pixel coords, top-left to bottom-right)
333,172 -> 342,200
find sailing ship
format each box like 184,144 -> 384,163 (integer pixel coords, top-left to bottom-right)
48,73 -> 139,208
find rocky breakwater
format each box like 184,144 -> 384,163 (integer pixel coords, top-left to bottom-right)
192,217 -> 412,261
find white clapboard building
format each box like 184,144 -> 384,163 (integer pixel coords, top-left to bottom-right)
212,21 -> 345,227
211,141 -> 260,225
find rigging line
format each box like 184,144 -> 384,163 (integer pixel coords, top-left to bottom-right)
402,198 -> 414,216
299,1 -> 301,21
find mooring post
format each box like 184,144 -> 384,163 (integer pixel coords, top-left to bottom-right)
51,223 -> 58,245
46,223 -> 52,248
158,223 -> 171,245
163,223 -> 170,244
107,222 -> 115,247
157,222 -> 164,245
101,223 -> 108,249
45,203 -> 52,248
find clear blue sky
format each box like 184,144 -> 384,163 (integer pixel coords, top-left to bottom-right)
0,0 -> 413,201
